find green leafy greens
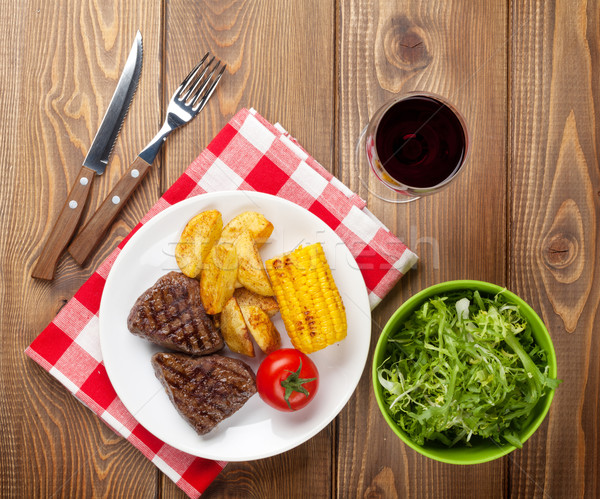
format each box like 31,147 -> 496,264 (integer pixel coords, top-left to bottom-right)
377,290 -> 560,448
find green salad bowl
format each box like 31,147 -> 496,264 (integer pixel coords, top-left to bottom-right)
372,280 -> 558,465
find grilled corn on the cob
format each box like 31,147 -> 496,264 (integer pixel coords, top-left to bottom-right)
265,243 -> 346,354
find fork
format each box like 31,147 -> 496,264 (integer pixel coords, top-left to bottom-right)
68,54 -> 226,264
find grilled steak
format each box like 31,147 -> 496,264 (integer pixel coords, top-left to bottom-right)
152,352 -> 257,435
128,271 -> 223,355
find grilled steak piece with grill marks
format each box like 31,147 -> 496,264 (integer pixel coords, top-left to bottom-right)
152,352 -> 257,435
128,271 -> 223,355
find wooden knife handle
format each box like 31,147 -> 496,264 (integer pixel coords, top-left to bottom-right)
32,165 -> 96,280
68,155 -> 152,265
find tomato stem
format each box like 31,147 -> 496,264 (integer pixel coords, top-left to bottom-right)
280,360 -> 317,410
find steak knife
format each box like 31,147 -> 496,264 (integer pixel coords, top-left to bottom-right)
32,31 -> 143,280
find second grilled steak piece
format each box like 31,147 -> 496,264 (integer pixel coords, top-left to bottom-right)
152,352 -> 257,435
128,271 -> 223,355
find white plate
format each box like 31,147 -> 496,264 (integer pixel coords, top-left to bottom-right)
99,191 -> 371,461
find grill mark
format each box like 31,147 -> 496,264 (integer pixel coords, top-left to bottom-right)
127,272 -> 223,355
152,353 -> 256,435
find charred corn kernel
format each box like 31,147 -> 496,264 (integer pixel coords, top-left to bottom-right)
265,243 -> 347,354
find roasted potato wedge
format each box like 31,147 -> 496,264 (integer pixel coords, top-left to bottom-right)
219,211 -> 273,247
239,304 -> 281,355
200,243 -> 238,314
234,288 -> 279,317
220,297 -> 255,357
175,210 -> 223,278
234,231 -> 274,296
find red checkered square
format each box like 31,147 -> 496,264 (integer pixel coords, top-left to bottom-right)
309,200 -> 341,230
354,245 -> 392,291
29,323 -> 73,366
131,424 -> 165,455
78,363 -> 118,411
370,266 -> 403,299
162,173 -> 197,205
242,156 -> 288,194
179,457 -> 224,495
73,273 -> 106,314
206,122 -> 237,157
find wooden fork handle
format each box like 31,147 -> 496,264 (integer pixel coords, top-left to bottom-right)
31,165 -> 96,280
68,156 -> 152,265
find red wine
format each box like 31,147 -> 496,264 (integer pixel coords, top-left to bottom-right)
375,96 -> 466,189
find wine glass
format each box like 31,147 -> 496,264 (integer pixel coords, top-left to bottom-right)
355,92 -> 470,203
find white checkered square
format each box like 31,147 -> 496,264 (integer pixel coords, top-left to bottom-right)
152,455 -> 182,484
290,160 -> 329,198
238,114 -> 275,153
393,249 -> 419,274
278,133 -> 309,161
198,158 -> 244,191
342,205 -> 380,243
361,206 -> 387,229
330,176 -> 355,198
74,315 -> 102,362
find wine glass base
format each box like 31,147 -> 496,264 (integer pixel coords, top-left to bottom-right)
354,126 -> 420,204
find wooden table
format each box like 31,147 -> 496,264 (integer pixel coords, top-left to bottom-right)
2,1 -> 598,497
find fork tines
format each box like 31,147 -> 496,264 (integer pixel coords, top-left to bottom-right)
178,54 -> 226,111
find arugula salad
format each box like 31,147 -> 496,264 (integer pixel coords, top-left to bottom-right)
377,290 -> 560,448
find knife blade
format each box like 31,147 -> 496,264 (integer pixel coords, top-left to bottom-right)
31,31 -> 143,280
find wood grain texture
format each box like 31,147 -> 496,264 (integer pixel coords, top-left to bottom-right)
509,0 -> 600,497
0,1 -> 162,497
337,0 -> 508,497
160,0 -> 336,190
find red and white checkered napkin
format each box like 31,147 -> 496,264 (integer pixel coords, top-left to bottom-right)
26,108 -> 418,498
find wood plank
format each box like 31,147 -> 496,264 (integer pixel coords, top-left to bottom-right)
337,0 -> 508,497
509,0 -> 600,497
0,1 -> 162,496
160,0 -> 336,497
160,0 -> 336,189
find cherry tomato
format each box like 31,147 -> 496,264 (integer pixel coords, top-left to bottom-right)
256,349 -> 319,411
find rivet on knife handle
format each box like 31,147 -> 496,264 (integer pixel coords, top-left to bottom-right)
31,31 -> 143,280
31,166 -> 96,280
67,55 -> 226,265
68,156 -> 152,264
